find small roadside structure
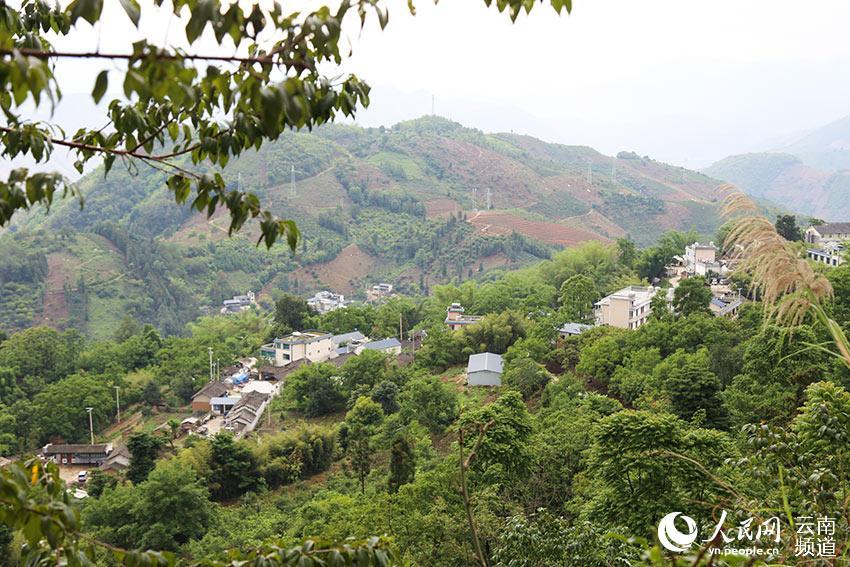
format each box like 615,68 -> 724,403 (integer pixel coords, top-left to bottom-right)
466,352 -> 503,387
210,396 -> 239,416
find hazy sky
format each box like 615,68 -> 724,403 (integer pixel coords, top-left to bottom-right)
38,1 -> 850,167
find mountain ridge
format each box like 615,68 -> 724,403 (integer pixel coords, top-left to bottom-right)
1,115 -> 732,338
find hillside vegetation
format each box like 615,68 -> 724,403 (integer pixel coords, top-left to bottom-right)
1,116 -> 726,338
705,114 -> 850,220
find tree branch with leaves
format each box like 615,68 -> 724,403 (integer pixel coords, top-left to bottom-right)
1,0 -> 573,249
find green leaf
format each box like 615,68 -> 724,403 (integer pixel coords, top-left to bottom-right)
91,70 -> 108,103
118,0 -> 141,26
67,0 -> 103,25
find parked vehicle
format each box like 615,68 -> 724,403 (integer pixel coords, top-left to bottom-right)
77,471 -> 87,484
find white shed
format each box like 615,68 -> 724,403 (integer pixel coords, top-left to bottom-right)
466,352 -> 503,386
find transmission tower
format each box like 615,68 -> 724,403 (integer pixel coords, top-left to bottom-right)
471,187 -> 478,211
485,188 -> 492,210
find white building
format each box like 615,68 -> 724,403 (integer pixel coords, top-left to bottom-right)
805,223 -> 848,267
260,330 -> 336,367
594,286 -> 659,330
683,242 -> 727,276
467,352 -> 503,387
221,291 -> 256,314
805,222 -> 850,244
307,291 -> 348,314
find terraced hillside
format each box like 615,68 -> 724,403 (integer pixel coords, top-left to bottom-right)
1,116 -> 727,337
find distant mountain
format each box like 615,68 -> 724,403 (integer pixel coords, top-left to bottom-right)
776,114 -> 850,172
704,114 -> 850,220
1,116 -> 728,338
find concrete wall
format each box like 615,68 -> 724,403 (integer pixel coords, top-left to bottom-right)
467,370 -> 502,387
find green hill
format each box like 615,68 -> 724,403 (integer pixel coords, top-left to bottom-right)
1,116 -> 728,338
704,152 -> 850,220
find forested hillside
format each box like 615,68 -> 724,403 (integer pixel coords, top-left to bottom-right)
2,236 -> 849,564
705,152 -> 850,220
0,117 -> 727,339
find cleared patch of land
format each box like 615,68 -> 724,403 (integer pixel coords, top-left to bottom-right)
423,198 -> 461,218
468,211 -> 605,246
290,244 -> 378,294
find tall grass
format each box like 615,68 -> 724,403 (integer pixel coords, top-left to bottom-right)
718,183 -> 850,368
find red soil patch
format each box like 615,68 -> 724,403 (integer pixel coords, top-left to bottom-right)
468,211 -> 605,246
289,244 -> 378,294
423,198 -> 461,218
34,252 -> 74,328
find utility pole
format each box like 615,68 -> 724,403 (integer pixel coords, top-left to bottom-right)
85,407 -> 94,445
114,386 -> 121,423
208,347 -> 213,382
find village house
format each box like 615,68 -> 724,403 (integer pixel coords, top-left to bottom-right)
466,352 -> 503,387
558,322 -> 593,340
681,242 -> 728,276
366,283 -> 395,303
260,330 -> 336,367
191,381 -> 230,413
358,337 -> 402,355
805,222 -> 850,244
220,291 -> 256,314
43,443 -> 113,466
332,330 -> 368,355
710,296 -> 743,318
225,391 -> 271,439
211,395 -> 239,415
594,286 -> 659,330
445,303 -> 483,331
99,444 -> 131,474
307,291 -> 349,314
805,222 -> 849,267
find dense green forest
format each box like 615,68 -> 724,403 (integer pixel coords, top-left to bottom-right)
2,232 -> 849,565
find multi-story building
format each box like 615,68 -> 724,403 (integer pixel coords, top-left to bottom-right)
445,303 -> 483,331
260,330 -> 336,367
683,242 -> 725,276
594,286 -> 658,330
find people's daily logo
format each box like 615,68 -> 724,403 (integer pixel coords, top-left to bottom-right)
658,512 -> 698,552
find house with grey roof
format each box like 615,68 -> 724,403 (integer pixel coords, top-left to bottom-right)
358,338 -> 402,355
558,322 -> 593,339
225,391 -> 271,439
466,352 -> 503,387
43,443 -> 113,466
332,330 -> 368,355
